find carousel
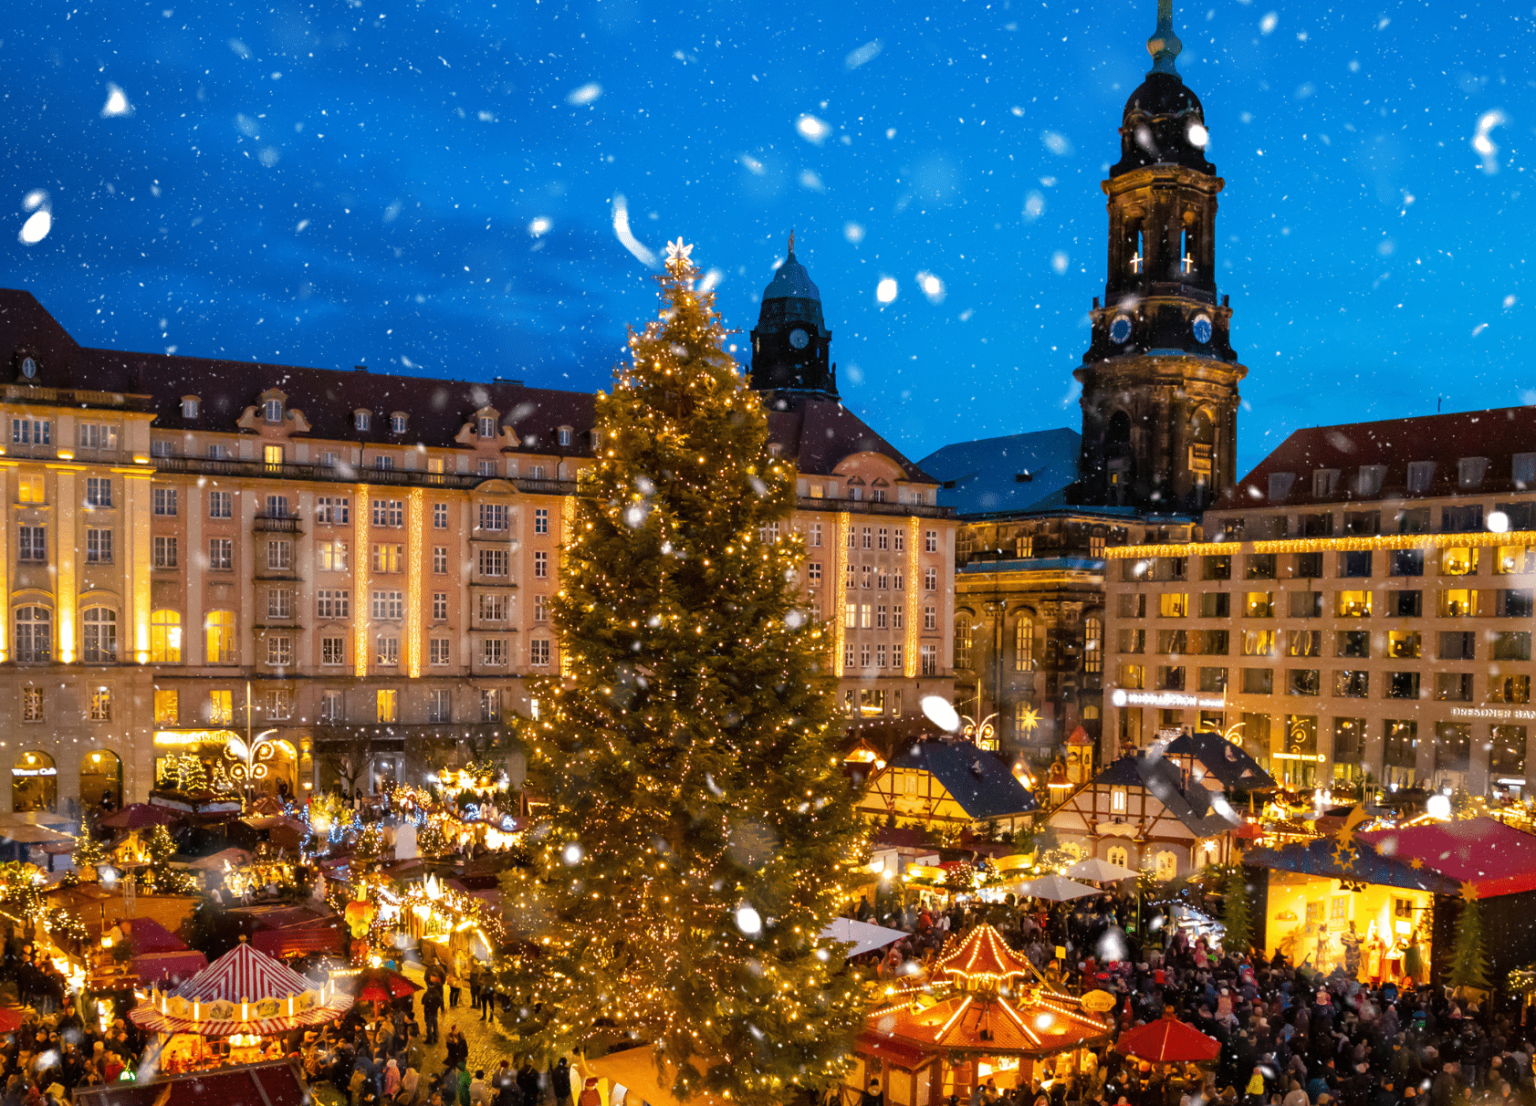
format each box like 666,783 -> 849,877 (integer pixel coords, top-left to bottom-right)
850,925 -> 1111,1106
129,936 -> 353,1072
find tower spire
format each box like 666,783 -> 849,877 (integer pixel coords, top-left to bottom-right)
1147,0 -> 1182,75
787,228 -> 796,257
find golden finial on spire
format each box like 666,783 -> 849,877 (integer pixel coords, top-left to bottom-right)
787,228 -> 796,256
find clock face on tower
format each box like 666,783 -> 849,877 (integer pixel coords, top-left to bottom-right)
1192,314 -> 1213,344
788,327 -> 810,350
1109,316 -> 1133,344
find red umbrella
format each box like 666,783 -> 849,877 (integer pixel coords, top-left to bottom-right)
348,967 -> 421,1003
1115,1013 -> 1220,1064
98,803 -> 182,830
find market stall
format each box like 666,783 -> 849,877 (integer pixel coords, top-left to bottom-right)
128,937 -> 353,1074
849,924 -> 1111,1106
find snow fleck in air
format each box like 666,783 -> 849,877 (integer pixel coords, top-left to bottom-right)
611,193 -> 659,269
1051,251 -> 1070,275
916,271 -> 944,303
566,82 -> 602,106
1472,323 -> 1488,338
796,114 -> 831,144
798,169 -> 825,192
1505,295 -> 1517,309
735,904 -> 763,936
100,83 -> 133,118
235,114 -> 260,138
623,503 -> 648,528
845,40 -> 882,69
528,217 -> 551,237
1023,191 -> 1045,221
228,38 -> 250,59
1040,131 -> 1073,157
739,153 -> 764,175
1489,511 -> 1510,534
18,191 -> 52,246
258,147 -> 280,167
1425,794 -> 1451,819
844,222 -> 865,244
785,609 -> 806,630
698,268 -> 722,292
295,219 -> 310,233
921,694 -> 961,733
1188,123 -> 1209,147
1259,12 -> 1278,34
1473,110 -> 1508,174
1097,927 -> 1128,963
875,277 -> 898,304
561,842 -> 584,865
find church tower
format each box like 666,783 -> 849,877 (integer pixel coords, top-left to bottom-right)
749,233 -> 837,398
1074,0 -> 1246,513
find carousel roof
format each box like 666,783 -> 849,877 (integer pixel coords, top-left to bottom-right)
868,984 -> 1109,1057
863,926 -> 1110,1060
176,939 -> 313,1001
931,923 -> 1040,983
129,937 -> 352,1038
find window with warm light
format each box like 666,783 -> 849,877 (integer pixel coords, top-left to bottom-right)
22,687 -> 43,722
207,690 -> 234,725
89,688 -> 112,721
1110,787 -> 1127,814
1438,588 -> 1478,617
205,611 -> 236,665
1159,593 -> 1189,618
1244,592 -> 1274,618
1387,631 -> 1422,659
1335,590 -> 1372,617
376,689 -> 399,723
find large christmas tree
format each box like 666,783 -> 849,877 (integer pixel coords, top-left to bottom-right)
500,241 -> 867,1106
1447,889 -> 1491,993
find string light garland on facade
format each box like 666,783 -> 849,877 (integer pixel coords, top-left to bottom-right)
1108,530 -> 1536,561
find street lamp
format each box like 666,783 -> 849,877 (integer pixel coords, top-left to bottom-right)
226,728 -> 278,810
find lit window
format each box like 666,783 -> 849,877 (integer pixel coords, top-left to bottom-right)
89,688 -> 112,722
154,689 -> 179,726
376,689 -> 399,723
205,611 -> 237,664
151,610 -> 182,664
209,690 -> 234,725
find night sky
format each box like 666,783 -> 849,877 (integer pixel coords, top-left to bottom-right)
3,0 -> 1532,473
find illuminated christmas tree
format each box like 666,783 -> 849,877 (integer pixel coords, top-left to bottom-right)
177,754 -> 208,793
500,240 -> 866,1106
1447,888 -> 1491,993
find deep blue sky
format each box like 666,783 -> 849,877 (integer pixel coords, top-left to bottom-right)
3,0 -> 1532,473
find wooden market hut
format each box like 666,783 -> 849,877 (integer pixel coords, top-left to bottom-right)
849,924 -> 1110,1106
856,740 -> 1039,837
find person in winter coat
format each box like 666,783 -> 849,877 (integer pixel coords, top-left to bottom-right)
551,1058 -> 573,1106
517,1062 -> 541,1106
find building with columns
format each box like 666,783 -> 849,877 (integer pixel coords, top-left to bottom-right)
0,247 -> 954,813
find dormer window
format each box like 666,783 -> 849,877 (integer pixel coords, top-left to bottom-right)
1356,465 -> 1386,496
1312,469 -> 1339,497
1515,453 -> 1536,488
1267,472 -> 1296,501
182,397 -> 200,419
263,399 -> 283,423
557,426 -> 573,448
391,413 -> 408,434
1407,461 -> 1436,494
355,410 -> 372,432
478,416 -> 497,439
1458,456 -> 1488,490
19,355 -> 37,379
591,428 -> 603,451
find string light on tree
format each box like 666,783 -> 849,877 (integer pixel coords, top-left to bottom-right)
496,238 -> 868,1106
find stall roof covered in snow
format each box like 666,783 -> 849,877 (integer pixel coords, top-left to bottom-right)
879,741 -> 1038,820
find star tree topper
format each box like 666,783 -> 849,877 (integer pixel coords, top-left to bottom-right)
664,237 -> 694,263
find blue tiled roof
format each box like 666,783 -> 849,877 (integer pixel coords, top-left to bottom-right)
917,428 -> 1083,519
886,741 -> 1039,820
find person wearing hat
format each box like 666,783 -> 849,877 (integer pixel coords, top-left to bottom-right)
577,1078 -> 601,1106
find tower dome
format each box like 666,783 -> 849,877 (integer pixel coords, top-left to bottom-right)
1111,0 -> 1216,178
749,232 -> 836,397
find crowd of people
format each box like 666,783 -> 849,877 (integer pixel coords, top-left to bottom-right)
850,888 -> 1532,1106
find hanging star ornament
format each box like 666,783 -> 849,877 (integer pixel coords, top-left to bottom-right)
1460,881 -> 1480,903
664,238 -> 694,263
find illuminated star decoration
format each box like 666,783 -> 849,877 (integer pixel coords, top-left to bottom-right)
1330,802 -> 1370,871
664,238 -> 694,263
1460,881 -> 1480,903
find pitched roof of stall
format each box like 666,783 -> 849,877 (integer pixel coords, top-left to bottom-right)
882,741 -> 1038,819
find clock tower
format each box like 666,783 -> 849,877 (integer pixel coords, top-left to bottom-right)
750,232 -> 837,398
1074,0 -> 1247,513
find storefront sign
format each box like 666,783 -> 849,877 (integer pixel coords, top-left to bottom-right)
1449,706 -> 1536,721
1109,688 -> 1226,710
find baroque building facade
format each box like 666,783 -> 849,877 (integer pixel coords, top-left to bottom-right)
0,247 -> 955,813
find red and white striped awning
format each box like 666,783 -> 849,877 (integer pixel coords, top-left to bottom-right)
129,937 -> 352,1038
175,939 -> 311,1002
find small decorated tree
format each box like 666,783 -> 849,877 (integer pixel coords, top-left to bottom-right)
417,820 -> 449,859
72,830 -> 106,879
1221,865 -> 1253,954
177,754 -> 208,794
354,823 -> 386,869
1447,889 -> 1492,993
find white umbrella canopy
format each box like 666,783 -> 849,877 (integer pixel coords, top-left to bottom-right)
1011,874 -> 1102,902
820,917 -> 909,958
1067,857 -> 1140,883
